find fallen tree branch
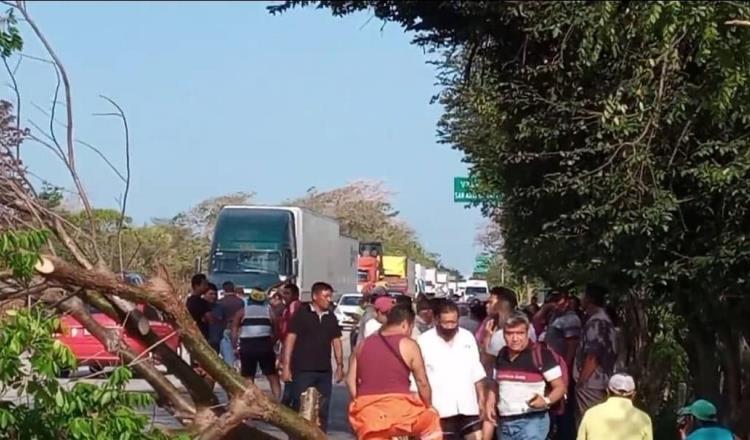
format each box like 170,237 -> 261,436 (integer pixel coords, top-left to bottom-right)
34,255 -> 326,439
79,289 -> 219,407
46,290 -> 198,423
196,385 -> 279,440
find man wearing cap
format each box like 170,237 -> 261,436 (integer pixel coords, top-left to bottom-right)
361,295 -> 396,340
231,288 -> 281,400
356,286 -> 389,345
576,373 -> 652,440
678,399 -> 737,440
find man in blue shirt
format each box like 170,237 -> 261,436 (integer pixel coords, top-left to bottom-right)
678,399 -> 738,440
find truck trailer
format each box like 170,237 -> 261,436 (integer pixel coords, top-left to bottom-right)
382,256 -> 416,296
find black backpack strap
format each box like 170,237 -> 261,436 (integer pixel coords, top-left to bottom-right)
378,332 -> 411,372
531,343 -> 544,373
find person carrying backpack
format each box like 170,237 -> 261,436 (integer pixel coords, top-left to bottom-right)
535,288 -> 581,440
485,312 -> 566,440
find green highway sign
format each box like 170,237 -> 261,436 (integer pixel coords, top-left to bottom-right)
454,177 -> 502,204
454,177 -> 481,203
474,253 -> 492,273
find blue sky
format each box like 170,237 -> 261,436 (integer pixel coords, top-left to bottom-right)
9,1 -> 485,275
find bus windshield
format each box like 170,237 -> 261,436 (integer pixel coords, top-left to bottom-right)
212,208 -> 292,252
211,249 -> 284,275
211,208 -> 294,276
466,286 -> 488,297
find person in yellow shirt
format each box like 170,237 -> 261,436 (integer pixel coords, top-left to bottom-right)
577,373 -> 653,440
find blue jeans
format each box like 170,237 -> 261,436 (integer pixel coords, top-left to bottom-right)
498,412 -> 550,440
219,330 -> 236,367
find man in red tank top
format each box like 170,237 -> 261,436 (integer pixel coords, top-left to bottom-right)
347,304 -> 442,439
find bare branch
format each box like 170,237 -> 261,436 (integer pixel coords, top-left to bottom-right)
25,120 -> 67,162
75,139 -> 127,183
29,101 -> 128,182
12,3 -> 102,264
126,330 -> 177,367
18,53 -> 54,65
95,95 -> 131,273
725,19 -> 750,27
2,57 -> 21,158
48,60 -> 64,160
11,54 -> 21,75
44,286 -> 82,310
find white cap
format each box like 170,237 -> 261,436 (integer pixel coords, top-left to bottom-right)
608,373 -> 636,393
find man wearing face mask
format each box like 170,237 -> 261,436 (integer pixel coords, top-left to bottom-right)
418,300 -> 486,439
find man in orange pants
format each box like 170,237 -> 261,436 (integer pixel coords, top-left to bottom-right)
347,304 -> 442,439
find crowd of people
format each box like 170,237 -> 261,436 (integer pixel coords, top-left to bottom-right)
184,274 -> 738,440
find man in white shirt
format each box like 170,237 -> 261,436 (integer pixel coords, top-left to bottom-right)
418,300 -> 486,439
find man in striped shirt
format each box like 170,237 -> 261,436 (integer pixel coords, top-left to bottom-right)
485,312 -> 566,440
231,289 -> 281,400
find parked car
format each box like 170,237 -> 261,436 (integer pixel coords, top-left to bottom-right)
333,292 -> 363,329
55,272 -> 181,375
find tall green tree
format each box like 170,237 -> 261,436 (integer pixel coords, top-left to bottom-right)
273,1 -> 750,432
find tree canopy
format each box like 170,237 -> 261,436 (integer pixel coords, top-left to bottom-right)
274,1 -> 750,433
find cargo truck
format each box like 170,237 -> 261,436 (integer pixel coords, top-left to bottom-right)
357,242 -> 383,293
424,267 -> 437,296
381,256 -> 416,296
204,206 -> 358,298
415,263 -> 426,295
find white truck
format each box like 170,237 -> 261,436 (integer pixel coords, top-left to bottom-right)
424,268 -> 437,295
415,263 -> 426,295
206,206 -> 358,299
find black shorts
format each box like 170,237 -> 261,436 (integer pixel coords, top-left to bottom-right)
441,414 -> 482,439
239,337 -> 276,378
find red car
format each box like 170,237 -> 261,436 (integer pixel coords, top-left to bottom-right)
55,273 -> 181,374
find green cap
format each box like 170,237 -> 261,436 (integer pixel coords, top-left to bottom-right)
678,399 -> 718,422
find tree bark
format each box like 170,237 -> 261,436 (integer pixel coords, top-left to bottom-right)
686,323 -> 721,404
36,256 -> 326,440
717,324 -> 742,428
81,290 -> 218,406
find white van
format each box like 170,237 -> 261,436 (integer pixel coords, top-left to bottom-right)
464,279 -> 489,301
